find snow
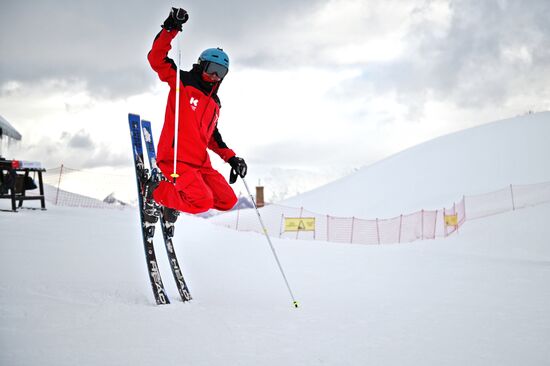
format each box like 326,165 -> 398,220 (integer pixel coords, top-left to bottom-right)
281,112 -> 550,218
1,203 -> 549,365
2,112 -> 550,365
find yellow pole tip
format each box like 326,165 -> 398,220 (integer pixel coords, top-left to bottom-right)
170,173 -> 180,178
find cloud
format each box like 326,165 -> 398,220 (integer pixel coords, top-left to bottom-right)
4,0 -> 548,114
10,130 -> 130,170
1,0 -> 163,97
234,0 -> 410,68
0,0 -> 324,98
351,0 -> 550,110
3,0 -> 549,106
249,138 -> 374,170
64,130 -> 94,149
2,0 -> 550,202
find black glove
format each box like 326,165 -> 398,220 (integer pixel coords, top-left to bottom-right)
228,156 -> 247,184
162,7 -> 189,31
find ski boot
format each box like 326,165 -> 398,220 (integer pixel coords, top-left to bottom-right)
162,206 -> 180,238
142,178 -> 160,237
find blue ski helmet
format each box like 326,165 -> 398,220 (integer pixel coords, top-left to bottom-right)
198,48 -> 229,69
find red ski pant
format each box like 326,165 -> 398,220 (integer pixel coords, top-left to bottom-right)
153,162 -> 237,214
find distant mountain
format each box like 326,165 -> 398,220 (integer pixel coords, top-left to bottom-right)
103,192 -> 129,206
196,195 -> 254,218
234,196 -> 254,210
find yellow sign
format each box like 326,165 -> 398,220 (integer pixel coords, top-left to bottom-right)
284,217 -> 316,232
444,214 -> 458,226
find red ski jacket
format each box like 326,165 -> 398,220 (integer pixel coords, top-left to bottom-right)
148,29 -> 236,169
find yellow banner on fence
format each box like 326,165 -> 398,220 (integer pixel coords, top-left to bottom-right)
444,214 -> 458,226
284,217 -> 316,232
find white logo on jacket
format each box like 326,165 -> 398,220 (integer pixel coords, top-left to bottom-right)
190,97 -> 199,111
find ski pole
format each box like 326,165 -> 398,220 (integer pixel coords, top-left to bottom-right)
171,44 -> 182,182
241,177 -> 299,308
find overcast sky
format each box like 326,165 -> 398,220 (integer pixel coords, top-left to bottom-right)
1,0 -> 549,201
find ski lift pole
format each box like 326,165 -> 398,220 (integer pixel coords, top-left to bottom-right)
171,46 -> 182,182
241,177 -> 299,308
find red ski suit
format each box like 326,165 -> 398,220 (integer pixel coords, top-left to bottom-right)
148,29 -> 237,214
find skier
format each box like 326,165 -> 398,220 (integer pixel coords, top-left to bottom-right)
145,7 -> 248,224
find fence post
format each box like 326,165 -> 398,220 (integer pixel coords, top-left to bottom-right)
55,164 -> 64,205
376,218 -> 381,244
510,184 -> 516,210
296,207 -> 304,240
350,216 -> 355,244
398,214 -> 403,243
443,207 -> 447,237
421,210 -> 424,240
313,217 -> 317,241
454,202 -> 458,234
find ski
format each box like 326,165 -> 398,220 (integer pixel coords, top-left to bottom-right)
141,120 -> 192,302
128,113 -> 170,305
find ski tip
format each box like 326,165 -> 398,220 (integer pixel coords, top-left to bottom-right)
293,301 -> 299,309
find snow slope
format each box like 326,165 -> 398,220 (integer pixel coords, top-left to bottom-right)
280,112 -> 550,218
1,202 -> 550,365
2,112 -> 550,365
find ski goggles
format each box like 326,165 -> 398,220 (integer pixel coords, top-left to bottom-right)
200,61 -> 229,79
